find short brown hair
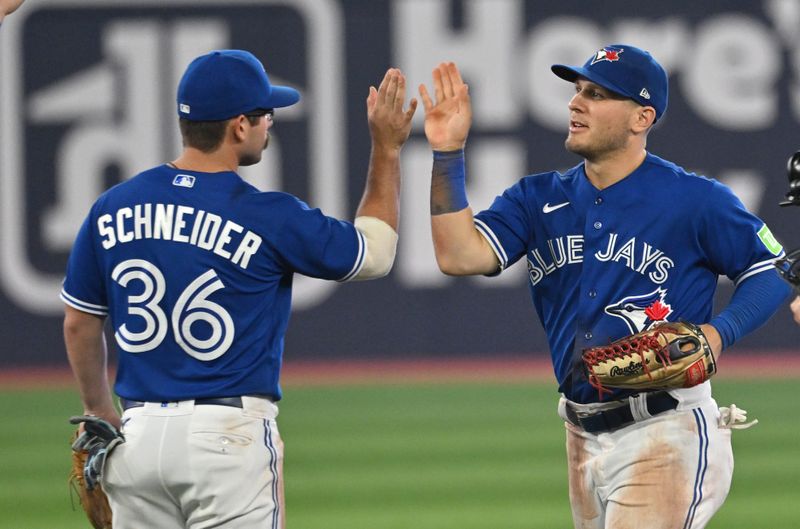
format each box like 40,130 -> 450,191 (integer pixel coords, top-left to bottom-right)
179,115 -> 262,152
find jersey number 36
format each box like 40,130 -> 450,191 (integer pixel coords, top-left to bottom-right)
111,259 -> 234,361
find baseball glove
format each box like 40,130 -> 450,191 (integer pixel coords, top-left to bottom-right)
582,321 -> 717,399
775,247 -> 800,290
69,415 -> 124,529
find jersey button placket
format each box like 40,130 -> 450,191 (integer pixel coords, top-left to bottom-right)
580,195 -> 606,349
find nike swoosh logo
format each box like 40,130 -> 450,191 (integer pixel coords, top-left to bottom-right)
543,201 -> 570,213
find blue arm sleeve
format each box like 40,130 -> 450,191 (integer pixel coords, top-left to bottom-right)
709,270 -> 793,349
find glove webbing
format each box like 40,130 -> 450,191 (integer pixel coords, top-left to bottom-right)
584,327 -> 675,400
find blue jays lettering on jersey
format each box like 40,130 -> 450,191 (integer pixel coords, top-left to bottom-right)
474,153 -> 782,403
61,165 -> 365,402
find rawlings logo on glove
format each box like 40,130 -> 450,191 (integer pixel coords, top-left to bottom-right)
582,321 -> 717,400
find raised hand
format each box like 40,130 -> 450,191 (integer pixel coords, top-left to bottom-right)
419,62 -> 472,152
367,68 -> 417,151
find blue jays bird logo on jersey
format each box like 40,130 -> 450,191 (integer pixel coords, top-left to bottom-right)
605,287 -> 673,333
591,46 -> 624,65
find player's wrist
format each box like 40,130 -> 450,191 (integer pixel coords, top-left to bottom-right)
430,149 -> 468,215
370,142 -> 402,157
699,323 -> 723,356
430,142 -> 466,152
432,148 -> 465,159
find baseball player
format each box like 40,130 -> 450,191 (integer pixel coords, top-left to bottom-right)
779,152 -> 800,325
62,49 -> 416,528
418,46 -> 791,529
0,0 -> 24,26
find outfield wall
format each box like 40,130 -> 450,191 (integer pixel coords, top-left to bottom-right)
1,0 -> 798,366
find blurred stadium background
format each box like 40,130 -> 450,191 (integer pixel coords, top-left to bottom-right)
1,0 -> 798,527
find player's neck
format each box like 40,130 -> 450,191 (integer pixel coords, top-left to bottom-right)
171,147 -> 239,173
584,147 -> 647,190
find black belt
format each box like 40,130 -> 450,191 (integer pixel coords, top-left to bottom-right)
121,397 -> 244,411
565,392 -> 678,434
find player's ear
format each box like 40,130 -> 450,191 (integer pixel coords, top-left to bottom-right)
632,106 -> 656,133
230,115 -> 248,142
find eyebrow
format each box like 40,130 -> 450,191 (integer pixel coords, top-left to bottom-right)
575,80 -> 628,100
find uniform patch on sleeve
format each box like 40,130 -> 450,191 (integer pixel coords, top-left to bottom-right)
757,224 -> 782,255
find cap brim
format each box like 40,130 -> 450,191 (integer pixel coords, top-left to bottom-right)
551,64 -> 632,101
266,85 -> 300,108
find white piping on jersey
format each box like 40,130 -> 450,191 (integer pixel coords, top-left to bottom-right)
733,254 -> 784,287
60,289 -> 109,316
337,229 -> 366,282
474,218 -> 508,271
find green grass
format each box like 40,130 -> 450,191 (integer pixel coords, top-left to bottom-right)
1,379 -> 798,528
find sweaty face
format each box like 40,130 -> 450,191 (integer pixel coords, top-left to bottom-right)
564,79 -> 640,161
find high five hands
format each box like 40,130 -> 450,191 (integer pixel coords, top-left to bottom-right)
367,68 -> 418,151
419,62 -> 472,152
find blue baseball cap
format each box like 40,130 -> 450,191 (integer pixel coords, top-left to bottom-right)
177,49 -> 300,121
551,44 -> 668,121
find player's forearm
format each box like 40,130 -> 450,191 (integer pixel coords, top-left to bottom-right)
355,144 -> 401,230
429,149 -> 497,275
432,210 -> 498,275
64,308 -> 116,416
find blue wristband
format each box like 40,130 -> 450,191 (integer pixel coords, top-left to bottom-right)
431,149 -> 468,215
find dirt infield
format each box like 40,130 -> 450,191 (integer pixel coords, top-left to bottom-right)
2,353 -> 799,390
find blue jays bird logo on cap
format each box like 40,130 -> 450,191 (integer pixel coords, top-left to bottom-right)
590,46 -> 624,65
605,287 -> 673,333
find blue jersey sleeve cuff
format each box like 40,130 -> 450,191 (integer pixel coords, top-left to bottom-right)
473,218 -> 508,275
337,228 -> 367,282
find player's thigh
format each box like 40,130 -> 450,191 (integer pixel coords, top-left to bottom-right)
565,422 -> 605,529
102,412 -> 185,529
604,405 -> 732,529
676,404 -> 733,529
185,408 -> 284,529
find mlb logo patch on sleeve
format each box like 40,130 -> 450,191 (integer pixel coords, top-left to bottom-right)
173,174 -> 196,188
757,224 -> 783,255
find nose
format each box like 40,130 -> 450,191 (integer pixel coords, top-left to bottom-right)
568,92 -> 583,113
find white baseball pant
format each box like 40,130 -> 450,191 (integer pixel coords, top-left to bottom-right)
559,383 -> 735,529
102,396 -> 284,529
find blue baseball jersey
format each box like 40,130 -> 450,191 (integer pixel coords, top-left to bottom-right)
474,152 -> 784,404
61,165 -> 365,402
